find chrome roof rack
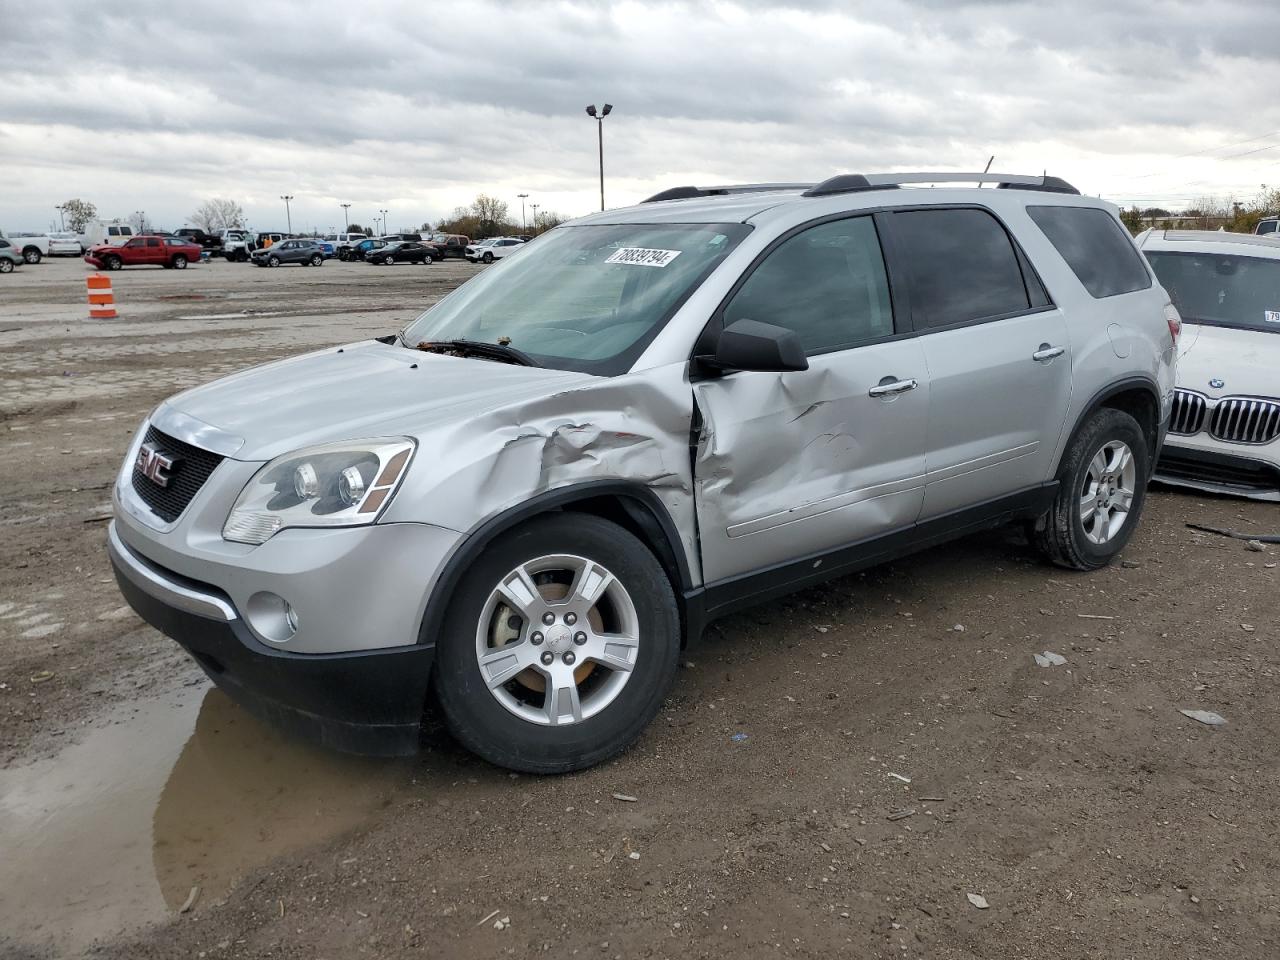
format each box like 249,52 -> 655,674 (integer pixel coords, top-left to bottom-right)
642,172 -> 1080,205
804,172 -> 1079,197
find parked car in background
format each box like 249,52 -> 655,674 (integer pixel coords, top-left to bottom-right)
1256,217 -> 1278,237
428,234 -> 471,259
250,238 -> 324,268
84,235 -> 202,270
324,232 -> 368,260
107,171 -> 1175,773
0,231 -> 50,264
220,229 -> 256,261
48,231 -> 84,256
380,233 -> 423,243
255,232 -> 288,250
349,237 -> 388,261
1139,229 -> 1280,500
466,236 -> 524,263
0,238 -> 23,273
175,228 -> 224,253
364,240 -> 437,265
80,221 -> 136,250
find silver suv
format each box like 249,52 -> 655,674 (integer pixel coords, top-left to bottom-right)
108,172 -> 1177,772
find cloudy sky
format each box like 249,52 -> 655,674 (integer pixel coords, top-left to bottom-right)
3,0 -> 1279,234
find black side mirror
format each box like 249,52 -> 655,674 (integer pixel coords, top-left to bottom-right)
703,319 -> 809,373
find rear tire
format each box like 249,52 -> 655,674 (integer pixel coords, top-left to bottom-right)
310,254 -> 323,266
1032,408 -> 1149,571
24,248 -> 42,264
433,513 -> 681,774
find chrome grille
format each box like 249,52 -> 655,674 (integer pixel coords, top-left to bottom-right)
1169,389 -> 1207,436
1210,398 -> 1280,445
130,426 -> 225,523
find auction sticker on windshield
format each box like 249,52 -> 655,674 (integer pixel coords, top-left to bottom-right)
1265,310 -> 1280,324
605,247 -> 683,267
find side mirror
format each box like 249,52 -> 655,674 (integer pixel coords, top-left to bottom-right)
703,319 -> 809,373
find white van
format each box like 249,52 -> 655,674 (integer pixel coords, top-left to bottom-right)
80,221 -> 136,248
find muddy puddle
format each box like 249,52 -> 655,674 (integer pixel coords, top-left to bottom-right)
0,685 -> 411,955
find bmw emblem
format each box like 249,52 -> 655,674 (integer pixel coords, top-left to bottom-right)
1209,377 -> 1226,389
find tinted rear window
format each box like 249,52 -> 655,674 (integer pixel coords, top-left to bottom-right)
892,208 -> 1031,327
1027,205 -> 1151,299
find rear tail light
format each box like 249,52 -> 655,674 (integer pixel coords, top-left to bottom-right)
1163,303 -> 1182,344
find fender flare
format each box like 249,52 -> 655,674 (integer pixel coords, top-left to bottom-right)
416,480 -> 694,647
1053,375 -> 1164,478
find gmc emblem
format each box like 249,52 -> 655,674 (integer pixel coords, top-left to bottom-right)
136,442 -> 177,488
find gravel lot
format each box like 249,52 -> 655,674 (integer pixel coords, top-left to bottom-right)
2,256 -> 1278,959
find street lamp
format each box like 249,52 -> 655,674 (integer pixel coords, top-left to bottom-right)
584,103 -> 613,211
281,195 -> 294,234
340,203 -> 351,229
55,205 -> 65,231
531,203 -> 540,234
379,208 -> 389,235
517,193 -> 529,232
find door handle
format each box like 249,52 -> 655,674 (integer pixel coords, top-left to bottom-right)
1032,344 -> 1066,362
868,377 -> 918,398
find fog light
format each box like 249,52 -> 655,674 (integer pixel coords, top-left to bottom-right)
245,591 -> 298,644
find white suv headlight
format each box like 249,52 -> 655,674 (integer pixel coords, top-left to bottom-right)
223,438 -> 415,545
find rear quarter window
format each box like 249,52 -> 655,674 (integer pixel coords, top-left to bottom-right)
1027,205 -> 1151,298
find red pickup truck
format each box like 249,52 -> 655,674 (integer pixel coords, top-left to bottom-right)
84,235 -> 203,271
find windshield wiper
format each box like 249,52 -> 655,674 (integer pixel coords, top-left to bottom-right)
409,337 -> 539,367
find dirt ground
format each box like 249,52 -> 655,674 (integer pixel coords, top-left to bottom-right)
2,257 -> 1278,959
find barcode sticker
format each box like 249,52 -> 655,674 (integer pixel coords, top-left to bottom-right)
605,247 -> 682,267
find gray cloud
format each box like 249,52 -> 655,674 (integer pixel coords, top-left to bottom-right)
2,1 -> 1278,232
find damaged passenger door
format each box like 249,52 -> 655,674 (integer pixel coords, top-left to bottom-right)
692,214 -> 929,584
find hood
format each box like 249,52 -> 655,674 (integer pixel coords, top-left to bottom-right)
1177,322 -> 1280,398
161,340 -> 596,461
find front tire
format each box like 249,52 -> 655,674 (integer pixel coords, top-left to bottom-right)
482,251 -> 494,263
0,260 -> 13,274
267,255 -> 281,268
105,255 -> 123,271
1032,408 -> 1149,571
433,514 -> 681,774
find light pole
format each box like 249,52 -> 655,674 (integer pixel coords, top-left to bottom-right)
531,204 -> 540,234
379,208 -> 389,235
517,193 -> 529,233
281,195 -> 294,234
340,203 -> 351,229
55,205 -> 65,231
584,103 -> 613,211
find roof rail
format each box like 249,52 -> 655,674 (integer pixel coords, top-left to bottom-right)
642,183 -> 812,203
804,172 -> 1080,198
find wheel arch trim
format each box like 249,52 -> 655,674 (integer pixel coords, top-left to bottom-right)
416,480 -> 694,647
1054,376 -> 1164,478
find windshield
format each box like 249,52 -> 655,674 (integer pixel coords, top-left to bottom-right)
1146,251 -> 1280,334
402,222 -> 750,374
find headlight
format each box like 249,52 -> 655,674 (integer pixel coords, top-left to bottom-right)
223,438 -> 415,545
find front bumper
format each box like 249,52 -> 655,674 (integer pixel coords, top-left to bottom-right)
1155,442 -> 1280,502
108,521 -> 435,755
83,255 -> 104,267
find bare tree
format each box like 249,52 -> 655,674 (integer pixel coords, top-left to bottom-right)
59,199 -> 97,233
471,195 -> 512,236
191,198 -> 247,233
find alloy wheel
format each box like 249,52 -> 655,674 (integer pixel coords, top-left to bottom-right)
475,554 -> 640,726
1079,440 -> 1136,544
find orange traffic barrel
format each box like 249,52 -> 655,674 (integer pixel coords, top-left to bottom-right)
87,274 -> 116,318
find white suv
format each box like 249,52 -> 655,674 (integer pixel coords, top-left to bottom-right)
466,237 -> 524,263
1140,229 -> 1280,499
